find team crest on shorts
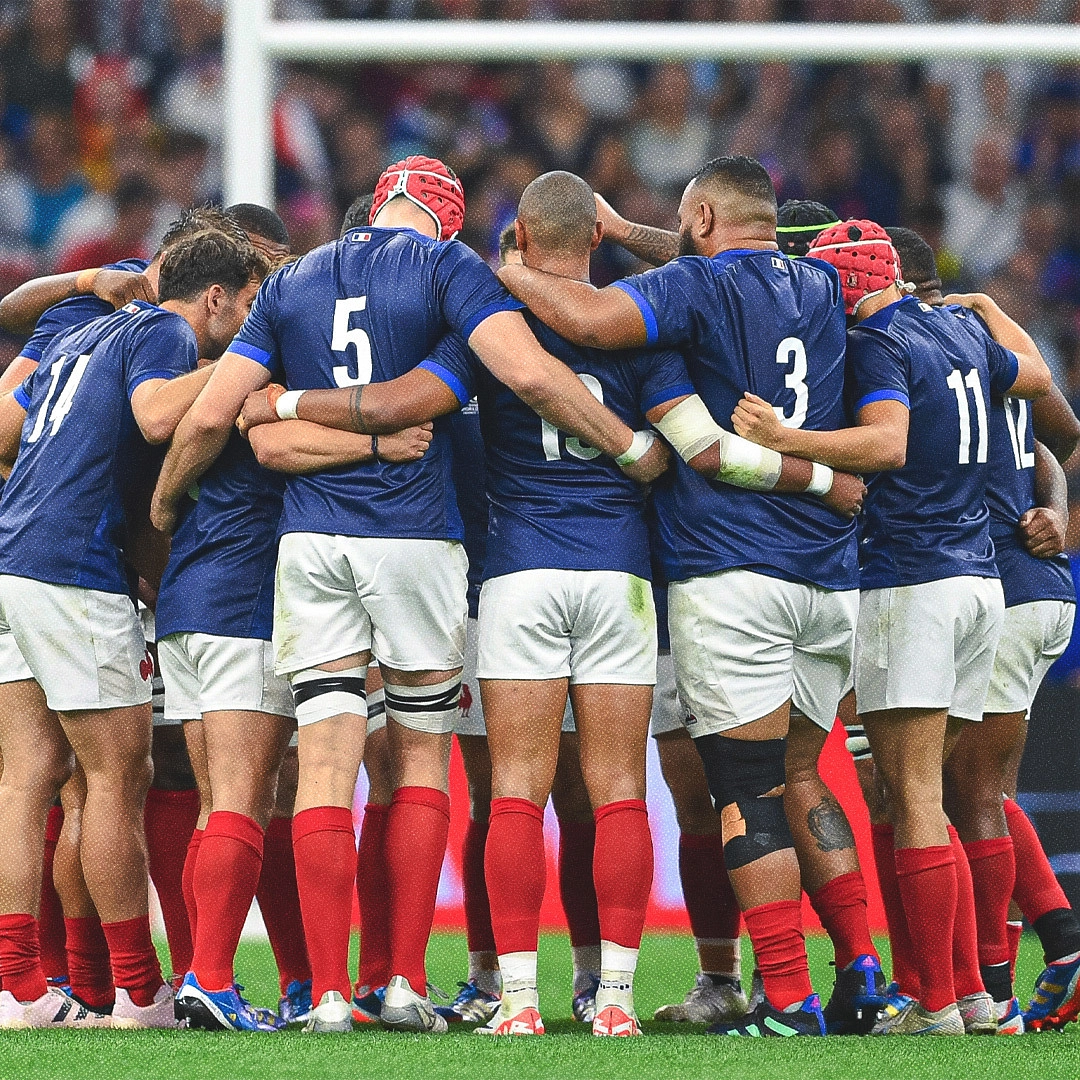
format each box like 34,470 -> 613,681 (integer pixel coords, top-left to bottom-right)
140,651 -> 154,682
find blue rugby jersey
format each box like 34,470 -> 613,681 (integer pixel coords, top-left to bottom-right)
0,301 -> 196,593
448,399 -> 487,619
846,297 -> 1020,589
422,314 -> 692,581
614,249 -> 858,590
227,227 -> 523,542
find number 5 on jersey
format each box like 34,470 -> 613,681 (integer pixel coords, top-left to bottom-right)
332,297 -> 372,387
26,354 -> 91,443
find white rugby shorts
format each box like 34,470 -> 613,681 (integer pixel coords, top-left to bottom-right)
158,632 -> 294,721
984,599 -> 1075,717
273,533 -> 468,676
670,568 -> 858,736
0,576 -> 152,711
476,568 -> 657,685
854,575 -> 1005,721
650,649 -> 689,737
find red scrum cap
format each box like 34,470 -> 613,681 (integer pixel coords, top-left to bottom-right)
808,219 -> 900,316
370,156 -> 465,240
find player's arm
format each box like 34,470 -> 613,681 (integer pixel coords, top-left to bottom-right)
731,393 -> 909,473
247,419 -> 432,475
1020,440 -> 1069,560
647,394 -> 866,517
944,292 -> 1052,398
0,390 -> 26,478
1031,382 -> 1080,464
150,353 -> 271,534
496,267 -> 649,350
0,356 -> 38,396
595,193 -> 680,267
0,268 -> 155,334
129,364 -> 217,444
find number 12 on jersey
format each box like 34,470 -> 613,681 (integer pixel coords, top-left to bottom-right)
946,368 -> 988,465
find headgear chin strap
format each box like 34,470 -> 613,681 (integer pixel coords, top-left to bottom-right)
808,219 -> 900,316
370,156 -> 466,240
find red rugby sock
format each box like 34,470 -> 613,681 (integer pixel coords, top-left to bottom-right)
101,915 -> 163,1007
181,828 -> 202,951
963,835 -> 1015,970
948,826 -> 985,999
1005,798 -> 1070,923
558,818 -> 600,948
356,803 -> 391,991
0,913 -> 46,1003
871,823 -> 920,997
257,816 -> 311,994
65,915 -> 113,1010
462,817 -> 496,954
593,800 -> 653,949
895,844 -> 956,1012
386,787 -> 450,995
39,805 -> 67,982
743,899 -> 813,1010
486,797 -> 545,956
809,871 -> 876,970
678,831 -> 741,942
191,811 -> 264,992
293,806 -> 356,1003
144,787 -> 199,978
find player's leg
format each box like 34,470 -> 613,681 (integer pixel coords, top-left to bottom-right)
652,725 -> 747,1024
180,719 -> 209,952
38,798 -> 67,990
551,727 -> 602,1022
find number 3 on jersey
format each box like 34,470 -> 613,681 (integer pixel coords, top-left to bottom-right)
331,297 -> 372,387
26,354 -> 91,443
542,373 -> 603,461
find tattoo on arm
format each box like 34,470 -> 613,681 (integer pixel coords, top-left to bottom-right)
623,224 -> 680,267
807,795 -> 856,853
349,384 -> 366,434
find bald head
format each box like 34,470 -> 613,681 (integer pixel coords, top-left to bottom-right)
517,171 -> 598,257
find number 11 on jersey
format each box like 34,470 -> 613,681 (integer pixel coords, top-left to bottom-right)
946,367 -> 988,465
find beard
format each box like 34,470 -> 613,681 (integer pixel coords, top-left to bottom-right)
678,225 -> 699,257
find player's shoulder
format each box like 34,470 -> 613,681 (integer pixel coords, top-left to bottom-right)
103,257 -> 151,274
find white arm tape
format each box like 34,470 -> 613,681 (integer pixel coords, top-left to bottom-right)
807,462 -> 834,496
614,429 -> 655,466
275,389 -> 305,421
717,430 -> 783,491
653,394 -> 726,462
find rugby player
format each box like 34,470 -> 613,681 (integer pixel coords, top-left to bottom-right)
498,156 -> 868,1038
153,155 -> 676,1035
736,219 -> 1051,1034
0,229 -> 262,1028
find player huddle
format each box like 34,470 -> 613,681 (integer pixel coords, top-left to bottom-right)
0,150 -> 1077,1042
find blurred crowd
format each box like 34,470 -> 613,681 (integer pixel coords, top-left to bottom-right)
2,0 -> 1080,529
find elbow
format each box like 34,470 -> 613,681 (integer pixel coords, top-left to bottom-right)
875,438 -> 907,471
247,428 -> 284,471
141,414 -> 180,445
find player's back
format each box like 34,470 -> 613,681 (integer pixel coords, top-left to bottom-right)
850,297 -> 1017,589
0,300 -> 196,593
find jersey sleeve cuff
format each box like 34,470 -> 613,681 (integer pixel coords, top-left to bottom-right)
459,297 -> 526,342
611,280 -> 659,346
17,345 -> 41,363
12,383 -> 30,410
855,387 -> 910,412
227,338 -> 274,368
418,359 -> 471,406
128,369 -> 179,396
998,350 -> 1020,394
641,382 -> 695,414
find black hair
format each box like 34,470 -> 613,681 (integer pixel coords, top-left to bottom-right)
340,193 -> 375,237
776,199 -> 840,257
156,205 -> 248,257
692,155 -> 777,211
226,203 -> 290,248
886,226 -> 940,290
498,222 -> 518,260
157,230 -> 266,303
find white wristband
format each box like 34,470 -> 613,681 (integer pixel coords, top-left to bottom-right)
807,462 -> 834,496
276,389 -> 305,421
614,429 -> 655,466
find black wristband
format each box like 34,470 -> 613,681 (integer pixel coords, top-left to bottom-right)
371,433 -> 379,462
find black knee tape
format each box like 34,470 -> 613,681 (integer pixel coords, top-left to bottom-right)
693,734 -> 793,871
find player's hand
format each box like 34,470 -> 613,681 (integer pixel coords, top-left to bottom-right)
942,292 -> 991,317
594,192 -> 629,243
378,423 -> 434,463
93,269 -> 156,308
732,392 -> 788,451
1019,506 -> 1067,559
820,470 -> 866,519
237,385 -> 285,436
149,491 -> 177,536
620,436 -> 671,484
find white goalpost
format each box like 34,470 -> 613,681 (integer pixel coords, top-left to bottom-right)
223,0 -> 1080,208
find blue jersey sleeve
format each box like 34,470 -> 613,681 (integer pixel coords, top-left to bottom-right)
228,271 -> 281,371
433,241 -> 524,341
12,372 -> 33,410
126,313 -> 198,399
846,330 -> 911,413
637,348 -> 696,414
985,336 -> 1020,396
416,333 -> 478,407
612,261 -> 703,349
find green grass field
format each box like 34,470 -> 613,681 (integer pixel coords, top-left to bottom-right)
0,932 -> 1077,1080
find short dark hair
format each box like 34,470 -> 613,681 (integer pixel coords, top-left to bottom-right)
498,222 -> 518,261
226,203 -> 290,248
886,226 -> 939,289
157,230 -> 267,303
517,170 -> 597,254
156,205 -> 248,257
776,199 -> 840,257
692,155 -> 777,212
340,193 -> 375,237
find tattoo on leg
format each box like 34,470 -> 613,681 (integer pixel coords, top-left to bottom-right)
807,794 -> 856,852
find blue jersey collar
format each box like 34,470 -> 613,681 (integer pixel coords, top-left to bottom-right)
710,247 -> 780,269
859,293 -> 915,331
